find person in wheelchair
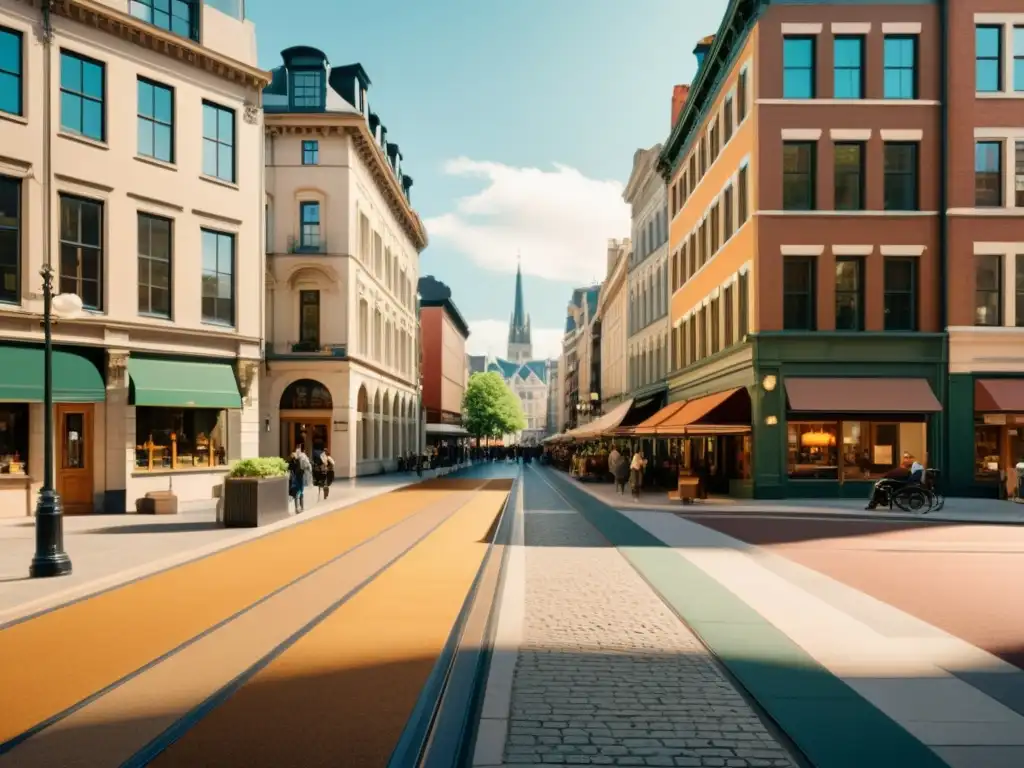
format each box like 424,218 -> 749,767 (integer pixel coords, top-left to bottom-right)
866,452 -> 925,510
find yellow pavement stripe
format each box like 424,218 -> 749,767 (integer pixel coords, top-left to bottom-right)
0,482 -> 472,744
151,485 -> 510,768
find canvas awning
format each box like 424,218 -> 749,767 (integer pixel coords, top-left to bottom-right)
129,358 -> 242,409
0,345 -> 105,402
569,398 -> 634,439
785,377 -> 941,413
655,388 -> 748,435
975,379 -> 1024,413
629,401 -> 687,435
425,423 -> 468,437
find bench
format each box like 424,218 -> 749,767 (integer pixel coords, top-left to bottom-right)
668,476 -> 701,505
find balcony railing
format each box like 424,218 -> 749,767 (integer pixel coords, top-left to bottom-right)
265,341 -> 348,359
287,236 -> 328,255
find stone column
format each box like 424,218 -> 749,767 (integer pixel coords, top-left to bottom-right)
105,350 -> 129,512
235,359 -> 261,460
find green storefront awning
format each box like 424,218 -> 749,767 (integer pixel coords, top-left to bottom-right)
129,358 -> 242,409
0,346 -> 106,402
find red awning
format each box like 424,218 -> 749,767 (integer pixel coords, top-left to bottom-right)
975,379 -> 1024,413
785,378 -> 941,413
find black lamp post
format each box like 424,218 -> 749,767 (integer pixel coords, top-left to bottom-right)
30,264 -> 73,578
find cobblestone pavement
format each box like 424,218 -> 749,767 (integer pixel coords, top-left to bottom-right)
503,477 -> 797,767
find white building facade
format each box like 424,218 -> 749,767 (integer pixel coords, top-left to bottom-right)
0,0 -> 268,516
260,46 -> 426,477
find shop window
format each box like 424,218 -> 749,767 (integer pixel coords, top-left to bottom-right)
974,421 -> 1001,479
0,403 -> 28,474
135,407 -> 227,471
787,422 -> 838,480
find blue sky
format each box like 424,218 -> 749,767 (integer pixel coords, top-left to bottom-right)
247,0 -> 729,358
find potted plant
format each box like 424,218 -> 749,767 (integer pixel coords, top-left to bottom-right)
222,457 -> 290,528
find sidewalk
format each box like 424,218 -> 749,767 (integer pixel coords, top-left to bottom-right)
575,476 -> 1024,524
0,471 -> 427,623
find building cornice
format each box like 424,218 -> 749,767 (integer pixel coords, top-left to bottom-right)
622,145 -> 660,204
265,113 -> 428,251
28,0 -> 271,89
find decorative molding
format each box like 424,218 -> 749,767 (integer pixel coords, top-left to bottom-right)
48,0 -> 271,89
757,99 -> 940,107
879,244 -> 926,256
831,22 -> 871,34
882,22 -> 922,34
127,191 -> 184,212
54,173 -> 113,194
974,127 -> 1024,139
236,359 -> 260,404
781,128 -> 822,141
106,350 -> 129,390
832,244 -> 873,256
191,208 -> 243,227
830,129 -> 871,141
781,23 -> 823,34
243,103 -> 261,125
880,129 -> 923,141
780,244 -> 825,256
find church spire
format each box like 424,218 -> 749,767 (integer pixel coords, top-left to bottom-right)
507,254 -> 533,361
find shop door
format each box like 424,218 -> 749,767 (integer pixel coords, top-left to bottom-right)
57,404 -> 94,514
281,419 -> 330,459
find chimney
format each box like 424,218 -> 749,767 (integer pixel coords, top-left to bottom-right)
694,34 -> 715,70
671,84 -> 690,128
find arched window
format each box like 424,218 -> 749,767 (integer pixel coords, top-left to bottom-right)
280,379 -> 332,410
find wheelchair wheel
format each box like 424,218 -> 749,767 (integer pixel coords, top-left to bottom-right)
929,491 -> 945,512
894,486 -> 929,513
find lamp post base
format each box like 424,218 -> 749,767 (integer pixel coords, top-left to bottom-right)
30,489 -> 72,578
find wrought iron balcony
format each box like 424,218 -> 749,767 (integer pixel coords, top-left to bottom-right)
287,235 -> 328,255
265,341 -> 348,360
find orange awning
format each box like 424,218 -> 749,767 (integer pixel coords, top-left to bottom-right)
785,377 -> 941,413
655,388 -> 745,435
975,379 -> 1024,412
628,401 -> 687,435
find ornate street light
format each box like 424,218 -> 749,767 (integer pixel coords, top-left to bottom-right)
30,264 -> 83,578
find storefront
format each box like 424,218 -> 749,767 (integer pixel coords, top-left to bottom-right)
0,343 -> 106,517
948,374 -> 1024,498
424,422 -> 469,466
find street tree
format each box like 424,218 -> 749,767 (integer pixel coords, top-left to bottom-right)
463,371 -> 526,442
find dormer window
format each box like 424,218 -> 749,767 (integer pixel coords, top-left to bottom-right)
129,0 -> 199,43
290,69 -> 323,110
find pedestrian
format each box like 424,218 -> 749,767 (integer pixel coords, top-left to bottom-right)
288,443 -> 312,513
609,445 -> 628,495
629,449 -> 647,501
317,448 -> 336,499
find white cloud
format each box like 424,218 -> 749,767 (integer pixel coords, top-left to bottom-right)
424,158 -> 631,283
465,319 -> 563,362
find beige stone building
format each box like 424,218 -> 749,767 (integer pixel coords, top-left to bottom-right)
0,0 -> 268,516
260,46 -> 427,477
560,285 -> 601,430
596,238 -> 630,410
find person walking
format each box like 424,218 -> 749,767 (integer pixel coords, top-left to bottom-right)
288,444 -> 312,513
629,449 -> 647,501
608,446 -> 628,495
317,448 -> 336,499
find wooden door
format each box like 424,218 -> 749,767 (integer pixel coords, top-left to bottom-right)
57,403 -> 94,514
281,418 -> 330,458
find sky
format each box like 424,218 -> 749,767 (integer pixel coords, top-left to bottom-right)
246,0 -> 730,360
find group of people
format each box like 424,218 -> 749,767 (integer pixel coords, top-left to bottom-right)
286,444 -> 336,513
607,445 -> 648,500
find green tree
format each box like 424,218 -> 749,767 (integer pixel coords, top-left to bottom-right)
463,371 -> 526,440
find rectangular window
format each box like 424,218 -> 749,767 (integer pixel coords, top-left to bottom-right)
689,155 -> 697,187
302,140 -> 319,165
710,296 -> 721,353
1017,141 -> 1024,207
290,70 -> 323,109
738,165 -> 749,223
698,307 -> 707,359
975,254 -> 1002,326
688,316 -> 697,364
724,96 -> 734,143
0,175 -> 19,304
783,257 -> 816,331
976,25 -> 1003,93
137,78 -> 174,163
975,141 -> 1003,207
299,290 -> 320,346
737,69 -> 748,121
883,258 -> 917,331
0,27 -> 23,116
1016,27 -> 1024,92
883,142 -> 918,211
883,35 -> 917,99
1017,254 -> 1024,327
724,284 -> 735,347
202,101 -> 235,183
833,36 -> 864,99
60,51 -> 105,141
710,121 -> 720,160
738,271 -> 749,339
135,407 -> 228,471
137,213 -> 171,318
834,143 -> 865,210
201,229 -> 234,325
783,142 -> 816,210
710,203 -> 720,255
723,185 -> 734,241
0,404 -> 28,474
788,421 -> 926,481
835,257 -> 864,331
688,233 -> 697,276
128,0 -> 197,41
699,137 -> 707,177
59,195 -> 103,311
783,36 -> 816,98
300,201 -> 321,249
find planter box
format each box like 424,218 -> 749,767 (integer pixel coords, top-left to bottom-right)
223,476 -> 290,528
136,491 -> 178,515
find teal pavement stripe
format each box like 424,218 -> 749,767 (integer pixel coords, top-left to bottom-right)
545,471 -> 950,768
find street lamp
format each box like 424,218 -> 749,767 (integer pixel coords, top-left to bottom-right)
30,264 -> 83,578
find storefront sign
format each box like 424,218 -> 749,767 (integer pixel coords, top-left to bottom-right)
985,414 -> 1008,425
333,420 -> 348,432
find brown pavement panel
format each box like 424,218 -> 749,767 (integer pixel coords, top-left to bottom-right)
0,481 -> 470,746
147,481 -> 512,768
0,491 -> 474,768
691,515 -> 1024,671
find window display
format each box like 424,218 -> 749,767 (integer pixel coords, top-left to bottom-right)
135,407 -> 227,470
789,420 -> 926,481
0,404 -> 28,475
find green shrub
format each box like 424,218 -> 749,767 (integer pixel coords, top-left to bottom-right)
228,457 -> 289,479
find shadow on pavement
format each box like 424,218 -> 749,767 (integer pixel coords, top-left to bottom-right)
85,521 -> 224,535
